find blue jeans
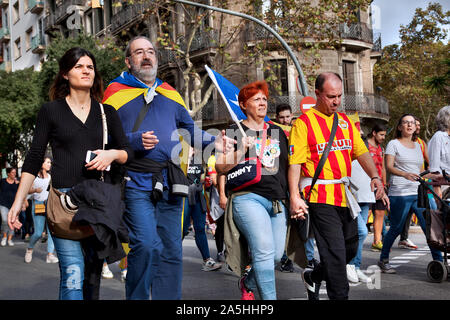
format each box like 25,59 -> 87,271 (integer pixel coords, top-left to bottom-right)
28,200 -> 55,254
53,236 -> 84,300
183,195 -> 210,260
123,187 -> 183,300
380,195 -> 442,262
305,238 -> 315,261
232,193 -> 287,300
51,188 -> 84,300
349,203 -> 370,269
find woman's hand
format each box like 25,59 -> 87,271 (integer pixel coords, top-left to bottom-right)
85,149 -> 116,171
238,136 -> 256,154
403,172 -> 420,181
219,194 -> 228,210
8,200 -> 24,230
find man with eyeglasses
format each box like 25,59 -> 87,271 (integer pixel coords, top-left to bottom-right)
102,36 -> 234,300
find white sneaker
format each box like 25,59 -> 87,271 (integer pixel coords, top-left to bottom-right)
346,264 -> 359,283
1,237 -> 7,247
202,258 -> 222,271
356,268 -> 372,283
46,253 -> 59,263
24,250 -> 33,263
7,239 -> 14,247
102,264 -> 114,279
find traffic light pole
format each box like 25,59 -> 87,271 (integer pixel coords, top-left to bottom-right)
171,0 -> 310,97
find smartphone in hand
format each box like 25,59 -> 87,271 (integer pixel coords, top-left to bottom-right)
85,150 -> 110,171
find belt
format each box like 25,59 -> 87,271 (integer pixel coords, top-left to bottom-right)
300,176 -> 360,219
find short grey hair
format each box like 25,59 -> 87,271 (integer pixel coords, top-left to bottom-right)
436,106 -> 450,131
125,35 -> 157,57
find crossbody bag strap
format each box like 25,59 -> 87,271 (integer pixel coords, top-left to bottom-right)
132,102 -> 151,133
306,112 -> 339,201
99,103 -> 107,181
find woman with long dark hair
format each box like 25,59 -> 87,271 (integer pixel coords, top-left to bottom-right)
8,47 -> 132,299
377,114 -> 442,273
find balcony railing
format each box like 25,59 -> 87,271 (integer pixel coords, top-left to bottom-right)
179,30 -> 219,53
31,35 -> 45,54
245,21 -> 294,42
110,2 -> 152,34
159,48 -> 178,66
0,27 -> 10,42
54,0 -> 84,24
341,92 -> 389,116
44,14 -> 57,33
29,0 -> 44,14
339,22 -> 373,44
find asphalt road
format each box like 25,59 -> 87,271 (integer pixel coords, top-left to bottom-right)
0,226 -> 449,300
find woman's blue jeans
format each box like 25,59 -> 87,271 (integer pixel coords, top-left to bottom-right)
380,195 -> 442,262
183,195 -> 210,260
232,193 -> 287,300
51,188 -> 84,300
28,200 -> 55,254
349,203 -> 370,269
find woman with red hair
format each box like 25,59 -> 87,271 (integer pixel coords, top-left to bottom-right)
216,81 -> 289,300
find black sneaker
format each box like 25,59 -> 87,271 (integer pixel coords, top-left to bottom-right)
301,269 -> 321,300
306,258 -> 320,270
279,258 -> 294,272
377,260 -> 396,274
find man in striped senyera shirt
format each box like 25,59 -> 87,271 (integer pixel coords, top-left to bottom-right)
288,72 -> 385,300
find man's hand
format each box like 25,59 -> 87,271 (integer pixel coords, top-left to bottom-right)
371,178 -> 385,200
142,131 -> 159,150
381,193 -> 390,211
289,194 -> 309,220
215,130 -> 236,155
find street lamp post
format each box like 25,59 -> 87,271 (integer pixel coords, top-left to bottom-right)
171,0 -> 310,97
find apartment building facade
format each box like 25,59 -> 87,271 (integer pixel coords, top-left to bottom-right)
32,0 -> 389,130
0,0 -> 46,72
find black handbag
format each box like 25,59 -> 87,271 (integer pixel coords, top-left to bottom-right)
294,113 -> 339,242
226,123 -> 268,192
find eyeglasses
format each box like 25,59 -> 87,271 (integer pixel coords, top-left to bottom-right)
401,120 -> 415,126
131,48 -> 156,57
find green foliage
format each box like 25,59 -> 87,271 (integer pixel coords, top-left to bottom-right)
374,2 -> 450,141
0,69 -> 41,166
39,32 -> 126,102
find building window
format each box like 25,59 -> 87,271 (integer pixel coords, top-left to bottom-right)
13,1 -> 19,24
14,37 -> 21,60
343,60 -> 356,94
264,59 -> 289,97
26,28 -> 32,51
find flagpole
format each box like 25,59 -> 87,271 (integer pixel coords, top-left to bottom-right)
170,0 -> 310,97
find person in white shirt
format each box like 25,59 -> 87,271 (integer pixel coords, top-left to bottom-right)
428,106 -> 450,198
24,157 -> 59,264
378,114 -> 442,273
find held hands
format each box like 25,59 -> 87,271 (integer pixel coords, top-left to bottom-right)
85,149 -> 115,171
289,194 -> 309,220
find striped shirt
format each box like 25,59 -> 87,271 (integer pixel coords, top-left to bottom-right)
288,108 -> 368,207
